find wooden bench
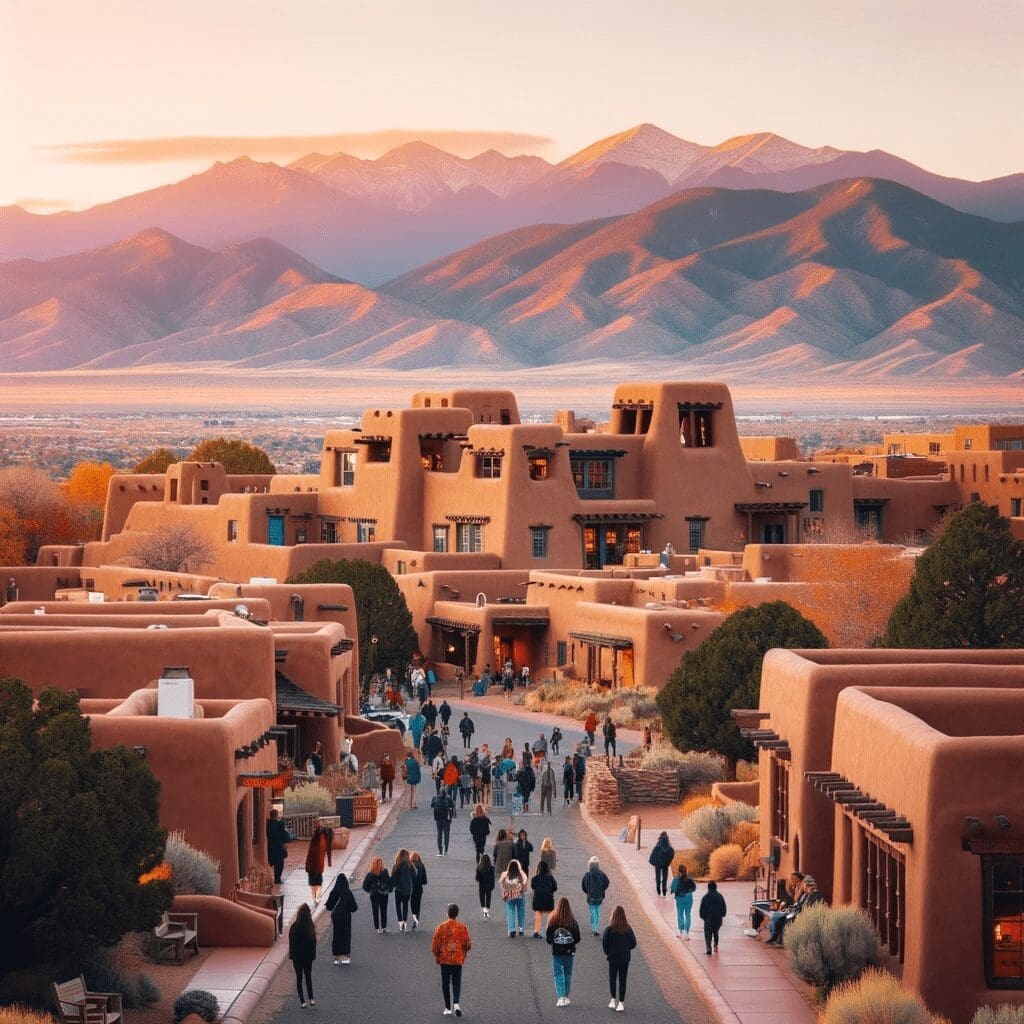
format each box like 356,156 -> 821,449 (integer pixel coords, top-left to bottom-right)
151,910 -> 200,964
53,976 -> 122,1024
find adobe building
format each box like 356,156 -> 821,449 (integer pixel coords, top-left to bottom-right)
749,649 -> 1024,1022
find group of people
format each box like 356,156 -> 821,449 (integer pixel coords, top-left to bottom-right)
750,870 -> 824,946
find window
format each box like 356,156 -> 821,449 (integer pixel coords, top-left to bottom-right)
985,465 -> 990,483
322,521 -> 337,543
960,464 -> 965,483
432,525 -> 449,553
478,456 -> 502,479
531,528 -> 549,559
571,458 -> 614,498
200,479 -> 209,491
687,518 -> 706,553
1014,440 -> 1023,451
528,456 -> 549,480
680,405 -> 715,447
456,523 -> 482,553
770,756 -> 789,843
983,855 -> 1024,987
556,641 -> 567,666
964,438 -> 974,450
929,442 -> 940,453
334,451 -> 356,486
295,527 -> 307,544
170,479 -> 178,501
366,441 -> 390,463
809,489 -> 824,513
356,521 -> 376,543
500,408 -> 511,425
973,464 -> 978,483
626,528 -> 642,554
227,519 -> 238,542
1012,499 -> 1022,517
861,830 -> 906,964
396,560 -> 406,575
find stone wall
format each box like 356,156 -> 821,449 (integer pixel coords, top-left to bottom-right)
614,766 -> 682,805
583,758 -> 621,814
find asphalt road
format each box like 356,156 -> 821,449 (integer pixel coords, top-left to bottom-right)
262,705 -> 713,1024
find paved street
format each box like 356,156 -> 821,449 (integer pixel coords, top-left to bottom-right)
259,705 -> 713,1024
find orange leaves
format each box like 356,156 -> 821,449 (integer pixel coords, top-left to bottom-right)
64,460 -> 117,508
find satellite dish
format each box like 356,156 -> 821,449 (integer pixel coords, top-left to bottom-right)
476,593 -> 487,608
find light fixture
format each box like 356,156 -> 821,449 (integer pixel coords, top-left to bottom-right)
133,745 -> 147,758
996,815 -> 1012,831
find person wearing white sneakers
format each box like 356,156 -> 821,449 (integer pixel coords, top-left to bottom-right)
601,906 -> 637,1012
475,853 -> 495,919
392,848 -> 416,932
545,897 -> 581,1006
432,903 -> 471,1018
670,863 -> 697,940
288,903 -> 317,1008
325,873 -> 357,965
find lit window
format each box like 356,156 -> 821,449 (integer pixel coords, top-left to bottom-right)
528,456 -> 549,480
356,521 -> 376,543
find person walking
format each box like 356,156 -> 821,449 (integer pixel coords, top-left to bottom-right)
530,859 -> 558,937
362,856 -> 393,933
583,711 -> 598,746
531,733 -> 548,762
404,752 -> 422,809
409,708 -> 426,749
423,698 -> 438,730
459,712 -> 475,750
500,737 -> 515,761
432,903 -> 471,1018
410,850 -> 428,930
500,859 -> 527,938
288,903 -> 317,1007
545,897 -> 581,1007
443,757 -> 461,811
581,856 -> 611,935
432,751 -> 447,796
670,863 -> 697,939
475,852 -> 495,919
492,828 -> 515,876
431,787 -> 456,857
326,873 -> 357,965
380,753 -> 396,804
392,848 -> 416,932
539,836 -> 557,872
514,829 -> 534,874
480,756 -> 493,807
469,804 -> 492,863
602,906 -> 637,1012
266,808 -> 290,884
648,831 -> 675,897
562,757 -> 575,806
550,727 -> 562,756
602,717 -> 617,761
305,824 -> 333,906
573,751 -> 586,802
699,880 -> 728,956
517,760 -> 536,813
424,727 -> 445,766
458,762 -> 472,810
539,760 -> 556,815
439,699 -> 453,729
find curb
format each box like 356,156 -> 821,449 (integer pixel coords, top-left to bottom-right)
577,801 -> 742,1024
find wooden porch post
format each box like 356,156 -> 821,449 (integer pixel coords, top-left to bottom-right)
612,647 -> 619,690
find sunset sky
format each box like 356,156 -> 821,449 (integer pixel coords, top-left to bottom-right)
3,0 -> 1022,211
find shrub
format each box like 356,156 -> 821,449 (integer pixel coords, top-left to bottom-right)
164,832 -> 221,896
729,820 -> 760,848
318,764 -> 360,797
786,905 -> 881,995
0,1007 -> 57,1024
972,1010 -> 1024,1024
680,792 -> 715,818
283,781 -> 335,816
736,760 -> 759,782
83,954 -> 161,1009
824,969 -> 950,1024
672,848 -> 708,878
707,843 -> 743,881
738,841 -> 761,881
173,990 -> 220,1024
683,802 -> 758,859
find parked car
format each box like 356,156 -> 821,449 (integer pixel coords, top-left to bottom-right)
360,706 -> 409,734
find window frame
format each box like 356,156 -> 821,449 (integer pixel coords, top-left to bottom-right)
456,522 -> 483,553
530,527 -> 549,559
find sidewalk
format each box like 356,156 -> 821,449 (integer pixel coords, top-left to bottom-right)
192,793 -> 405,1024
579,806 -> 816,1024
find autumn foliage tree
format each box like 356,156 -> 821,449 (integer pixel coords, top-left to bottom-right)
0,505 -> 27,565
188,438 -> 276,475
133,448 -> 181,474
63,461 -> 118,542
124,522 -> 215,574
0,466 -> 86,563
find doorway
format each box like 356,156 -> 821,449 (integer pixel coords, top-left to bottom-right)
762,523 -> 785,544
268,515 -> 285,546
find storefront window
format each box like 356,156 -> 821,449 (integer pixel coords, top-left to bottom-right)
985,855 -> 1024,987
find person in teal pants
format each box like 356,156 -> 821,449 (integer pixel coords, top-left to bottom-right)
670,863 -> 697,939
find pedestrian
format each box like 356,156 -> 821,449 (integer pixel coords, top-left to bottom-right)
603,717 -> 618,761
601,906 -> 637,1012
425,728 -> 445,766
642,724 -> 653,752
500,737 -> 515,761
469,804 -> 492,862
583,711 -> 598,746
432,751 -> 447,795
531,732 -> 548,762
699,880 -> 728,956
288,903 -> 317,1007
380,753 -> 396,803
500,859 -> 527,938
514,829 -> 534,874
539,760 -> 556,815
362,856 -> 393,933
459,712 -> 475,749
458,762 -> 472,809
648,831 -> 675,897
266,808 -> 290,884
545,897 -> 581,1007
480,755 -> 493,806
326,873 -> 357,965
550,727 -> 562,756
431,787 -> 456,856
309,740 -> 323,776
562,757 -> 576,806
475,853 -> 495,919
410,708 -> 426,749
517,760 -> 536,813
443,756 -> 461,810
670,863 -> 696,940
492,828 -> 515,875
519,664 -> 531,688
530,859 -> 558,937
539,836 -> 557,871
432,903 -> 471,1018
581,856 -> 611,935
410,850 -> 428,930
392,848 -> 416,932
404,751 -> 422,809
423,699 -> 438,729
573,751 -> 586,802
305,824 -> 333,906
439,699 -> 452,728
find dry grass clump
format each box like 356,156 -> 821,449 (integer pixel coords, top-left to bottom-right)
164,832 -> 220,896
823,969 -> 950,1023
282,781 -> 335,815
738,841 -> 762,881
736,760 -> 759,782
728,820 -> 760,848
683,802 -> 758,860
972,1010 -> 1024,1024
680,792 -> 715,818
671,848 -> 708,879
707,843 -> 744,881
786,905 -> 880,995
524,683 -> 660,727
0,1008 -> 58,1024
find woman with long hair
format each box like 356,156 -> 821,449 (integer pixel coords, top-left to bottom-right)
410,850 -> 428,931
391,848 -> 416,932
530,858 -> 558,937
544,896 -> 581,1006
469,804 -> 492,863
325,873 -> 358,965
362,855 -> 393,933
288,902 -> 317,1007
602,906 -> 637,1011
499,858 -> 527,938
539,836 -> 557,871
669,862 -> 696,939
475,852 -> 495,919
648,831 -> 675,898
305,824 -> 333,906
492,828 -> 515,876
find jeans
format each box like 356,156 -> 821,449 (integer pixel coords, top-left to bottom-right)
293,960 -> 313,1003
588,903 -> 602,932
459,786 -> 469,808
551,740 -> 560,755
370,892 -> 389,930
463,734 -> 471,749
563,782 -> 574,803
552,955 -> 574,999
505,896 -> 526,933
411,890 -> 423,918
407,783 -> 418,808
436,820 -> 451,854
540,789 -> 552,814
704,921 -> 721,952
608,962 -> 628,1002
440,965 -> 462,1009
395,892 -> 410,922
675,893 -> 693,933
479,885 -> 492,909
654,865 -> 669,896
381,780 -> 393,801
575,776 -> 584,800
604,738 -> 616,759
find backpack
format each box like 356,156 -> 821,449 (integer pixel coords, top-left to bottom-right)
552,926 -> 575,950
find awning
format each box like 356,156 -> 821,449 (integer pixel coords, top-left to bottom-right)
492,617 -> 550,628
426,616 -> 481,634
276,671 -> 341,717
568,449 -> 628,459
572,512 -> 663,523
735,502 -> 807,513
569,630 -> 633,649
853,497 -> 891,505
238,769 -> 294,789
804,771 -> 912,844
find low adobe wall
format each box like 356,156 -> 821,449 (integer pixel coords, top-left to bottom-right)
344,716 -> 406,766
171,894 -> 276,947
711,780 -> 759,807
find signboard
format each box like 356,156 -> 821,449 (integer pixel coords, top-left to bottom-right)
510,794 -> 524,817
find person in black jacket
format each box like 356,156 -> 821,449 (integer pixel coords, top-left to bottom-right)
699,880 -> 727,955
288,902 -> 317,1006
326,873 -> 358,965
266,808 -> 290,884
602,906 -> 638,1011
432,790 -> 456,856
362,856 -> 393,933
410,850 -> 428,930
475,852 -> 495,919
602,717 -> 617,761
530,859 -> 558,937
545,897 -> 582,1007
562,756 -> 576,806
439,699 -> 452,727
469,804 -> 492,863
647,831 -> 675,897
513,829 -> 534,874
459,712 -> 475,749
391,848 -> 416,932
581,856 -> 611,935
517,761 -> 536,812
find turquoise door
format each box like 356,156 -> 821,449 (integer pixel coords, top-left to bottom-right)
268,515 -> 285,546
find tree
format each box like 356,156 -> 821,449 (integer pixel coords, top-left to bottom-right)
0,504 -> 27,565
188,438 -> 276,475
64,461 -> 117,509
0,465 -> 86,562
0,678 -> 170,983
133,448 -> 181,474
879,502 -> 1024,649
287,559 -> 418,684
657,601 -> 828,779
124,522 -> 215,573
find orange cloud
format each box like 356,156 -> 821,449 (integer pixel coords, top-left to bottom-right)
39,130 -> 555,164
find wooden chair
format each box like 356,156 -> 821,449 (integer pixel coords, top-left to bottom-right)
151,910 -> 200,964
53,976 -> 122,1024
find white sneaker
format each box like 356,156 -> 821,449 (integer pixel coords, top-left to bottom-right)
309,1001 -> 315,1007
565,998 -> 571,1006
341,957 -> 350,964
609,999 -> 618,1009
556,998 -> 567,1007
443,1010 -> 452,1016
454,1005 -> 462,1017
334,959 -> 340,965
616,1003 -> 625,1012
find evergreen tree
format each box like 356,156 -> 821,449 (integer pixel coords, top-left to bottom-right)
287,559 -> 418,686
0,679 -> 170,985
657,601 -> 827,778
133,448 -> 181,474
880,502 -> 1024,649
188,438 -> 276,475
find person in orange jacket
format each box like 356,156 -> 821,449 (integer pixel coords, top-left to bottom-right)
583,711 -> 598,746
442,757 -> 461,813
432,903 -> 472,1017
380,754 -> 396,803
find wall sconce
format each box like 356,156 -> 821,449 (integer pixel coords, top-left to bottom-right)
446,644 -> 456,654
418,580 -> 426,588
691,623 -> 700,630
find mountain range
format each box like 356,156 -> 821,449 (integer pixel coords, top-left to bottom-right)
3,124 -> 1023,285
3,177 -> 1022,377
